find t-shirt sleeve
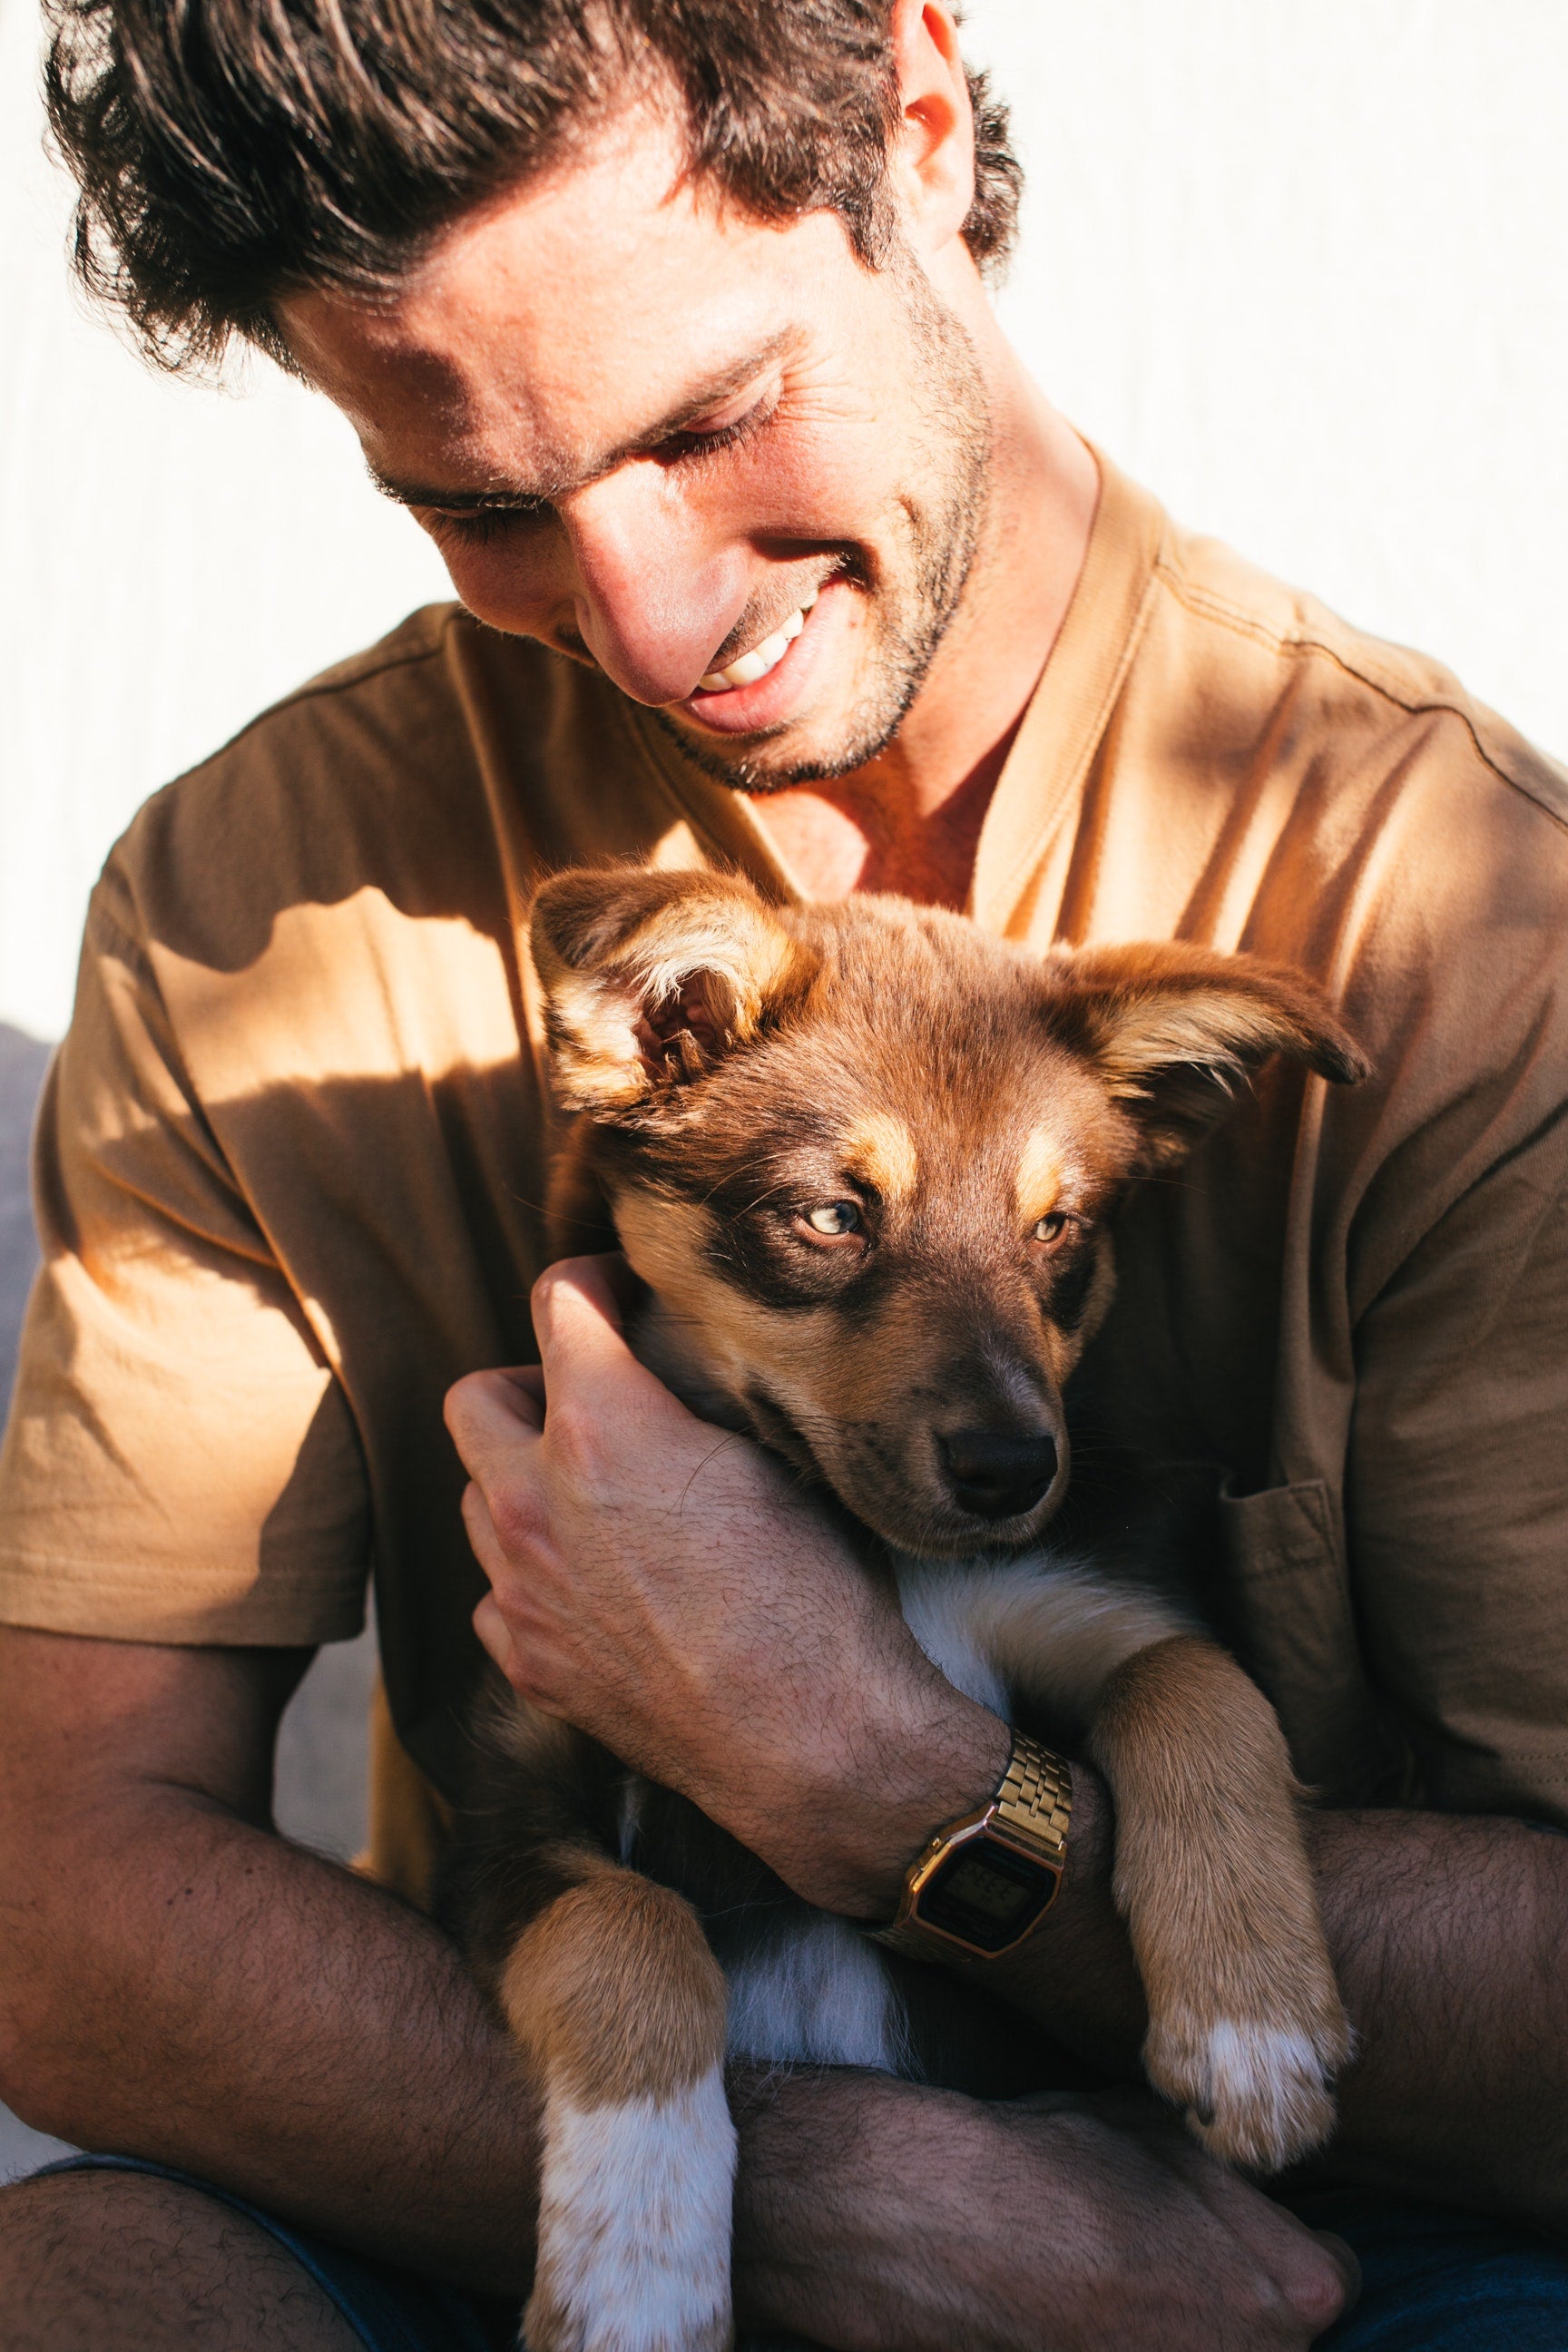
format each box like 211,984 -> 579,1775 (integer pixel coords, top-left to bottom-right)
0,872 -> 371,1645
1348,1119 -> 1568,1823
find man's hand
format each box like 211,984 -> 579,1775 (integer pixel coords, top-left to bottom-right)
445,1254 -> 1009,1913
735,2074 -> 1357,2352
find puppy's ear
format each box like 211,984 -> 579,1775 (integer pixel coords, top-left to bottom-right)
1051,941 -> 1369,1167
530,866 -> 810,1116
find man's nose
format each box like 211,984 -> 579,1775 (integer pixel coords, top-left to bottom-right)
940,1426 -> 1060,1522
555,467 -> 748,706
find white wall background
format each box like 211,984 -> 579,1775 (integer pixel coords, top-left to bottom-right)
2,0 -> 1565,1043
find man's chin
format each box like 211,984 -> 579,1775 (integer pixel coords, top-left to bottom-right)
645,681 -> 917,797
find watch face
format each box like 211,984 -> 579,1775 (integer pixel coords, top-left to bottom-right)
915,1837 -> 1059,1954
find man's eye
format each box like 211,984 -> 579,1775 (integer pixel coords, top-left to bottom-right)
658,395 -> 772,465
426,502 -> 551,546
1033,1212 -> 1069,1245
804,1201 -> 861,1237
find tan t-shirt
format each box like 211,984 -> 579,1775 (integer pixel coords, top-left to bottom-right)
3,453 -> 1565,1880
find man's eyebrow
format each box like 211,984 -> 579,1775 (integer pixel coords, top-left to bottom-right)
369,330 -> 799,511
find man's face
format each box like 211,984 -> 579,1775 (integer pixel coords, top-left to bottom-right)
280,106 -> 992,792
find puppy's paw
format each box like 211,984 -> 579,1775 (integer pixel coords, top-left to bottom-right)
525,2066 -> 737,2351
1144,1998 -> 1350,2174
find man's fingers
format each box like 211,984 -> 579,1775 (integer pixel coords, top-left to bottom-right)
535,1250 -> 639,1328
529,1254 -> 671,1411
1259,2226 -> 1356,2337
1170,2141 -> 1356,2336
460,1478 -> 514,1589
445,1365 -> 545,1481
1085,2101 -> 1355,2339
1308,2231 -> 1361,2323
471,1591 -> 516,1679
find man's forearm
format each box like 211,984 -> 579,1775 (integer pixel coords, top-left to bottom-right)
978,1769 -> 1568,2231
2,1788 -> 906,2318
2,1787 -> 546,2292
1305,1804 -> 1568,2226
0,1787 -> 1357,2352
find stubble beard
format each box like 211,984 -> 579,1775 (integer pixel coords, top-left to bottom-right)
647,268 -> 995,798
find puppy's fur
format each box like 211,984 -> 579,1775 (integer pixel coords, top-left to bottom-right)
446,867 -> 1366,2352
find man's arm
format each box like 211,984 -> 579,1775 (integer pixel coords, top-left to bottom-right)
0,1625 -> 542,2288
0,1624 -> 1349,2349
985,1772 -> 1568,2230
448,1256 -> 1568,2239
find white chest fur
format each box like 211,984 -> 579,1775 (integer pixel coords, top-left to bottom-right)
720,1552 -> 1191,2073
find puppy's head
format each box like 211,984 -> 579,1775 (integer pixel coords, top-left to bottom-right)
531,867 -> 1367,1556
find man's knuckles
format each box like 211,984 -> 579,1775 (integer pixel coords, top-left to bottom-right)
1190,2220 -> 1349,2345
484,1479 -> 558,1563
1277,2232 -> 1357,2335
535,1394 -> 603,1468
459,1482 -> 511,1573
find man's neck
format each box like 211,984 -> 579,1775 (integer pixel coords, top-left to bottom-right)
744,387 -> 1099,909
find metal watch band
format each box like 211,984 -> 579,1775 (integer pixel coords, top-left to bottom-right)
992,1732 -> 1073,1871
870,1728 -> 1073,1965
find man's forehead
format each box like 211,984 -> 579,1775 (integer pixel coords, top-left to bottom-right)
365,328 -> 802,509
279,102 -> 840,499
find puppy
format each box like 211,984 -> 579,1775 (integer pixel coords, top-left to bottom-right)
447,866 -> 1365,2352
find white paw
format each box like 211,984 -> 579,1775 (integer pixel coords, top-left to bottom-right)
1144,2011 -> 1344,2173
525,2067 -> 736,2351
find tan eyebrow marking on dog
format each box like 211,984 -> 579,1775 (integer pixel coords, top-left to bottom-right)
1015,1127 -> 1063,1222
842,1112 -> 918,1204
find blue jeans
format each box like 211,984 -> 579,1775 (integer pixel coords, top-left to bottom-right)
29,2155 -> 1568,2347
1294,2186 -> 1568,2348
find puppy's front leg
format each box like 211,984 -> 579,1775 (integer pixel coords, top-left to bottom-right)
1088,1636 -> 1351,2172
499,1851 -> 735,2352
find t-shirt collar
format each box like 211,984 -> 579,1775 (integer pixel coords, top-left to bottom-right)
616,442 -> 1168,930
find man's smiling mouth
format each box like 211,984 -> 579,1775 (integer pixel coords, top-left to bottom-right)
695,583 -> 820,695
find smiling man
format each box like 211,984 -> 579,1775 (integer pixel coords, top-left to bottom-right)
278,72 -> 1096,904
2,3 -> 1567,2348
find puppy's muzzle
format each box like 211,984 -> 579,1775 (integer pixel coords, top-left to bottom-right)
940,1426 -> 1059,1522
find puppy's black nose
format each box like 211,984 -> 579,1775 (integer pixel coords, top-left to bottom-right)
941,1427 -> 1058,1521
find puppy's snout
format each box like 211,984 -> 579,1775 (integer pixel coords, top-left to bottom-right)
940,1426 -> 1059,1521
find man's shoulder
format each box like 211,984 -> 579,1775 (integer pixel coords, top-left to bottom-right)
115,602 -> 504,879
1146,518 -> 1568,843
93,608 -> 632,972
1098,498 -> 1568,1232
240,598 -> 466,714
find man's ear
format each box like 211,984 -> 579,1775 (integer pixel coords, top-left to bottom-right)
1050,941 -> 1370,1167
886,0 -> 976,258
529,866 -> 809,1116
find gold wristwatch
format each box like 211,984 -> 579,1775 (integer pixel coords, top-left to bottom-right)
872,1730 -> 1073,1963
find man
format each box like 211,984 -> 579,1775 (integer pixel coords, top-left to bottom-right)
0,0 -> 1565,2344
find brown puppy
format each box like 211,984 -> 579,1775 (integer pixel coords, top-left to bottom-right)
448,867 -> 1366,2352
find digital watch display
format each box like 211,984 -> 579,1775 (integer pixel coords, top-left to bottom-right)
915,1835 -> 1059,1951
872,1732 -> 1073,1965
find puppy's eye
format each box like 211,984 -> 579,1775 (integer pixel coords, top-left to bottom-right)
1033,1212 -> 1069,1246
806,1200 -> 861,1236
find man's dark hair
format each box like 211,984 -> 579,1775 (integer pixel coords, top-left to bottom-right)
44,0 -> 1023,374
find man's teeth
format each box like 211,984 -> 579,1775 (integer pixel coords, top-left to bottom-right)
699,588 -> 818,693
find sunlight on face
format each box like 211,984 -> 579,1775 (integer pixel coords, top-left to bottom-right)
279,102 -> 994,791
